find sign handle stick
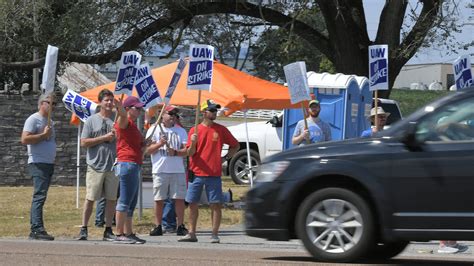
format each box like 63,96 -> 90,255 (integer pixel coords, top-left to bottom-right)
47,94 -> 55,127
194,90 -> 202,136
374,90 -> 379,130
301,102 -> 310,144
114,94 -> 124,124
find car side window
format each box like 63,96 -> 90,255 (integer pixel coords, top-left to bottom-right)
415,98 -> 474,142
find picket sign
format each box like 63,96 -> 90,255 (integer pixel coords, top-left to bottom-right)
134,63 -> 162,110
62,89 -> 98,122
115,51 -> 142,96
188,44 -> 214,135
284,61 -> 311,144
41,45 -> 59,126
368,44 -> 389,129
453,55 -> 473,90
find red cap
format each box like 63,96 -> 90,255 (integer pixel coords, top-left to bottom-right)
123,96 -> 144,108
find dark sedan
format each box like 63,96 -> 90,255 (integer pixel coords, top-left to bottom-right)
245,88 -> 474,262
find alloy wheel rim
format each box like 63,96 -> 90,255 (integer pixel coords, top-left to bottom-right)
233,157 -> 258,183
305,198 -> 363,253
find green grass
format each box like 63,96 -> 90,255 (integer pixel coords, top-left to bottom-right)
390,89 -> 452,117
0,176 -> 249,238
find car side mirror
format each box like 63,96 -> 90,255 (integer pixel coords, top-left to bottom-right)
401,122 -> 423,152
268,115 -> 282,127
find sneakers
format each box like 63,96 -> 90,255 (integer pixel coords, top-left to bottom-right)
113,235 -> 136,244
210,235 -> 220,244
149,225 -> 163,236
438,243 -> 469,254
103,227 -> 116,241
176,224 -> 188,236
77,226 -> 88,240
128,234 -> 146,244
178,233 -> 198,242
29,231 -> 54,241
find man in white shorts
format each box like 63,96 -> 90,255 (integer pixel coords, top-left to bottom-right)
145,105 -> 189,236
78,89 -> 118,241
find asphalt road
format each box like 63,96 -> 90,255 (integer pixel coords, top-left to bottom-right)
1,228 -> 474,265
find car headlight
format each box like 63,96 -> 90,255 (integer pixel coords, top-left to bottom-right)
255,161 -> 290,183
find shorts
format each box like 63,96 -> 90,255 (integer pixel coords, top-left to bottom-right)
85,166 -> 118,201
185,176 -> 223,204
153,173 -> 186,201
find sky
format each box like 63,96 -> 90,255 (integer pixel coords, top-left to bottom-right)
363,0 -> 473,65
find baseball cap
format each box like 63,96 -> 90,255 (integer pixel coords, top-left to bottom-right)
201,99 -> 221,111
308,99 -> 320,107
370,107 -> 390,117
123,96 -> 144,108
165,105 -> 179,115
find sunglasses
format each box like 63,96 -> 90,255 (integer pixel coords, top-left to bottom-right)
42,101 -> 57,106
206,108 -> 218,113
131,106 -> 143,110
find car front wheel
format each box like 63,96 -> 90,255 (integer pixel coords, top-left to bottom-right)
296,188 -> 375,262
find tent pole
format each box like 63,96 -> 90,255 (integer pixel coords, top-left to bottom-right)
76,123 -> 81,208
244,110 -> 253,187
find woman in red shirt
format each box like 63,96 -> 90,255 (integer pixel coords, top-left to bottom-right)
113,96 -> 145,244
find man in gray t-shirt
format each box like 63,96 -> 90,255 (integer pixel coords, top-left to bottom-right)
77,89 -> 118,241
21,94 -> 56,241
292,99 -> 332,146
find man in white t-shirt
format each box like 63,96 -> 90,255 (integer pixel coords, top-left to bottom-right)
145,105 -> 189,236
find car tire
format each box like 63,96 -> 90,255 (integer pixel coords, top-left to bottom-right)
367,241 -> 409,260
296,188 -> 375,262
229,149 -> 260,185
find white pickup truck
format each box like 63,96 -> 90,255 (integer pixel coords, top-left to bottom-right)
223,115 -> 283,184
224,98 -> 403,184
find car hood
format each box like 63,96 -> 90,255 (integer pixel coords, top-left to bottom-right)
264,137 -> 396,163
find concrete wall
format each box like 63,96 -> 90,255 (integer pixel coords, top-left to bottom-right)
0,92 -> 195,186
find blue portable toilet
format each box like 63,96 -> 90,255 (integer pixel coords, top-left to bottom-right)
355,76 -> 372,135
282,72 -> 360,150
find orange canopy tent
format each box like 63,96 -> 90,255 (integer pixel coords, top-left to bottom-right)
71,60 -> 297,124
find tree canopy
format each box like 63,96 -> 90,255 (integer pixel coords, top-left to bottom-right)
0,1 -> 468,97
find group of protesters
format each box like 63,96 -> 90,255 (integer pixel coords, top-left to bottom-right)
21,89 -> 239,244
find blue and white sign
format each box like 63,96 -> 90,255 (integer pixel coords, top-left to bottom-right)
284,61 -> 311,104
187,44 -> 214,91
453,55 -> 473,90
164,58 -> 187,104
134,63 -> 162,110
115,51 -> 142,95
62,89 -> 98,122
369,44 -> 389,91
41,45 -> 59,95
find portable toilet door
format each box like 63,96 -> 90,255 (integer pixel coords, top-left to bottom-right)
355,76 -> 372,136
282,72 -> 359,150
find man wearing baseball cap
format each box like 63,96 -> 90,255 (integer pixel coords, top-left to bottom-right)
113,96 -> 146,244
292,99 -> 332,146
145,105 -> 189,237
360,106 -> 390,138
178,99 -> 239,243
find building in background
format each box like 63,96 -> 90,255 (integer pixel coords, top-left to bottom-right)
394,62 -> 474,90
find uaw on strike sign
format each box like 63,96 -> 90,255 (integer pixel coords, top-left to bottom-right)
369,44 -> 389,91
62,89 -> 98,122
187,44 -> 214,91
453,55 -> 473,90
